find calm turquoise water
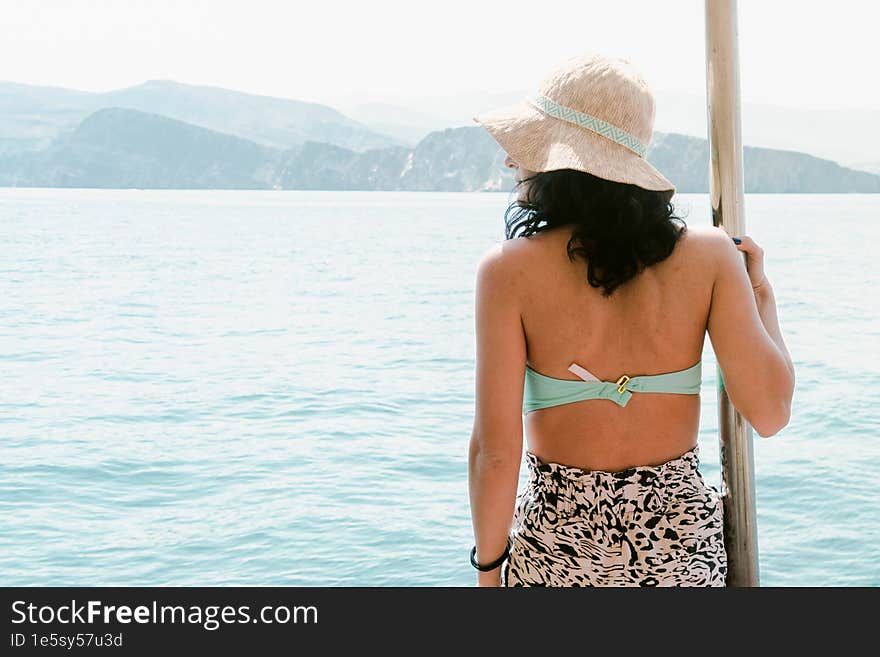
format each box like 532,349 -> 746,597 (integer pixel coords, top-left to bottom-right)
0,188 -> 877,586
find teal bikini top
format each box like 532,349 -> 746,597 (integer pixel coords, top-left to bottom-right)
523,359 -> 702,414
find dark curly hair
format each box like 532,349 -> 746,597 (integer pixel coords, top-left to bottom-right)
504,168 -> 689,298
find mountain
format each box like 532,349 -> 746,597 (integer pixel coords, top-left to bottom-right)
333,89 -> 528,148
1,105 -> 878,192
99,80 -> 403,152
6,78 -> 877,177
652,90 -> 880,175
2,107 -> 281,189
333,102 -> 447,148
846,159 -> 880,175
335,87 -> 880,176
0,79 -> 402,157
0,81 -> 100,155
649,132 -> 880,193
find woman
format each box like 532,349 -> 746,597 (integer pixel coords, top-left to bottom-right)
467,53 -> 795,586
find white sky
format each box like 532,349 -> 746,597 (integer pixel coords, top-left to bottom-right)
1,0 -> 877,110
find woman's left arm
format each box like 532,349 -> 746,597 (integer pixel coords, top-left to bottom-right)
468,244 -> 527,587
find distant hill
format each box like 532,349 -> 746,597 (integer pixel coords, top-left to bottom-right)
336,87 -> 880,176
1,104 -> 878,193
0,81 -> 100,155
649,132 -> 880,193
2,107 -> 280,189
0,79 -> 402,156
335,102 -> 447,148
846,159 -> 880,175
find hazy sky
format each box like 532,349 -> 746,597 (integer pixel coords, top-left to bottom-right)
2,0 -> 877,110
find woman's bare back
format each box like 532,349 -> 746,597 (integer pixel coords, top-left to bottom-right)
513,223 -> 718,471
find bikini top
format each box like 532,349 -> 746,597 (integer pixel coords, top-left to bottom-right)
523,359 -> 702,414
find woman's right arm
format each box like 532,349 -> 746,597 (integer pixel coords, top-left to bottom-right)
705,229 -> 795,437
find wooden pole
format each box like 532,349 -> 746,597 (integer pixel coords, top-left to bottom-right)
704,0 -> 761,586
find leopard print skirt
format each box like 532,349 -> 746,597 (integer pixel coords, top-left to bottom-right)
502,444 -> 727,587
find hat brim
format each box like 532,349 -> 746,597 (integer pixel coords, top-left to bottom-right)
472,99 -> 675,194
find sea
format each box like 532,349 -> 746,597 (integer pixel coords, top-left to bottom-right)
0,188 -> 877,586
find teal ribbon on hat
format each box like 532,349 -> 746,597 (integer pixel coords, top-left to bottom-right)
527,93 -> 648,158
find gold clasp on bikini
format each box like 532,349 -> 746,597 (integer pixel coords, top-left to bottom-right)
615,374 -> 630,394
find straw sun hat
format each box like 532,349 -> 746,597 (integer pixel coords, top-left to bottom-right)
472,52 -> 675,193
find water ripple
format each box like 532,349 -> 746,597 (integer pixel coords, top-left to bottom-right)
0,189 -> 877,586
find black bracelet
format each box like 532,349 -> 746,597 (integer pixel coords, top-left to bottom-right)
470,537 -> 513,571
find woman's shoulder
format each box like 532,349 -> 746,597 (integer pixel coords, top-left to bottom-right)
476,233 -> 543,269
678,225 -> 735,267
679,224 -> 733,246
